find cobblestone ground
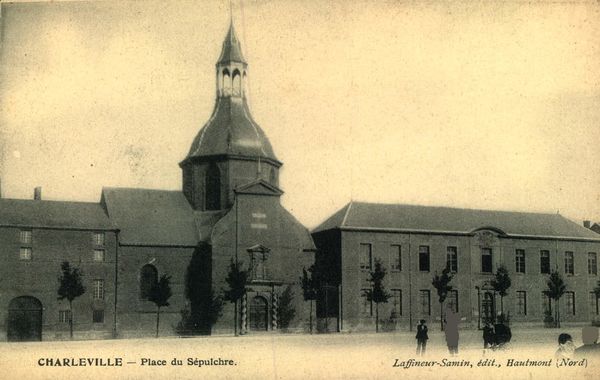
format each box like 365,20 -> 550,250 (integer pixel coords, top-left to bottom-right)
0,327 -> 598,380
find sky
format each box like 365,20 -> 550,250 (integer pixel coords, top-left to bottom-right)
0,0 -> 599,229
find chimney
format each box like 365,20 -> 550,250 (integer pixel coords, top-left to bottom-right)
584,220 -> 591,229
34,186 -> 42,200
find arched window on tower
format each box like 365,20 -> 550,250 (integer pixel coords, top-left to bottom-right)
269,167 -> 276,185
205,163 -> 221,210
222,69 -> 231,95
232,69 -> 241,97
140,264 -> 158,300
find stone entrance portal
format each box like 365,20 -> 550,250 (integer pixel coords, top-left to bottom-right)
249,296 -> 268,331
7,296 -> 43,342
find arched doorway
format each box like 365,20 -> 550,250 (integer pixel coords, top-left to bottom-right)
249,296 -> 268,331
7,296 -> 43,342
482,292 -> 495,323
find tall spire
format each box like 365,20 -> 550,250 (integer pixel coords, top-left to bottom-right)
218,18 -> 246,65
181,16 -> 281,211
216,15 -> 247,99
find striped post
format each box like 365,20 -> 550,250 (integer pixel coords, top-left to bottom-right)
272,292 -> 278,330
241,292 -> 247,335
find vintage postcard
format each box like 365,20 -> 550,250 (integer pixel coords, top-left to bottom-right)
0,0 -> 599,379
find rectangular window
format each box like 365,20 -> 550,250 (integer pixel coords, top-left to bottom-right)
420,290 -> 431,316
93,232 -> 105,246
359,244 -> 372,271
540,250 -> 550,274
92,309 -> 104,323
516,291 -> 527,315
390,245 -> 401,272
481,248 -> 493,273
446,246 -> 458,272
542,292 -> 551,314
20,230 -> 32,245
419,246 -> 430,272
58,310 -> 71,323
93,249 -> 105,262
360,289 -> 372,316
19,229 -> 32,260
391,289 -> 402,316
565,252 -> 574,275
515,249 -> 526,273
589,292 -> 599,316
447,290 -> 458,313
565,292 -> 575,316
588,252 -> 598,275
93,279 -> 105,300
19,247 -> 32,261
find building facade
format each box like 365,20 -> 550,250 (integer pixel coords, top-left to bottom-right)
0,21 -> 315,341
313,202 -> 600,332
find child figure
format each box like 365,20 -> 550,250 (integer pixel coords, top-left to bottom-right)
555,333 -> 575,359
482,322 -> 495,351
416,319 -> 428,356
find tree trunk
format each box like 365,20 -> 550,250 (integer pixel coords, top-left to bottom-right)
557,299 -> 560,328
325,286 -> 329,333
234,300 -> 238,336
440,302 -> 444,331
69,300 -> 73,340
500,296 -> 504,316
375,303 -> 379,333
156,306 -> 160,338
309,300 -> 313,334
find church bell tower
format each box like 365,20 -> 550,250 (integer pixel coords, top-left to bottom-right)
180,20 -> 282,211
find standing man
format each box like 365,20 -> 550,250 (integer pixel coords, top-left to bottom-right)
416,319 -> 429,356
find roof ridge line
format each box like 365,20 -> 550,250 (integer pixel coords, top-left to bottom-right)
103,186 -> 181,193
341,201 -> 353,227
241,98 -> 267,156
351,200 -> 560,216
0,197 -> 100,205
194,97 -> 223,156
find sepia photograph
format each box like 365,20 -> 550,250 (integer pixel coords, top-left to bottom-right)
0,0 -> 599,378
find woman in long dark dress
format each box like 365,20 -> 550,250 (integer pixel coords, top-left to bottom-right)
444,309 -> 459,355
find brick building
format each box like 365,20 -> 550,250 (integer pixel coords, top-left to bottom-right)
0,21 -> 315,341
312,202 -> 600,332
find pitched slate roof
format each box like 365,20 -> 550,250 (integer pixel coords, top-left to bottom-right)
281,207 -> 317,251
314,202 -> 600,240
194,209 -> 228,242
0,198 -> 114,230
101,188 -> 199,246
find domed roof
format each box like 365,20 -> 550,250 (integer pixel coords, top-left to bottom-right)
185,97 -> 278,162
